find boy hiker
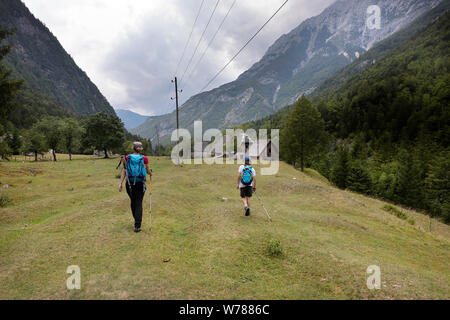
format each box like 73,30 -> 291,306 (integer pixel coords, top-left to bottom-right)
237,156 -> 256,216
118,141 -> 152,233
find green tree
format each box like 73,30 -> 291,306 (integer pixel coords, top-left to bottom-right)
375,171 -> 396,200
35,116 -> 64,161
6,129 -> 22,155
351,134 -> 368,160
0,124 -> 12,160
393,149 -> 422,208
23,126 -> 47,161
281,95 -> 327,171
312,151 -> 335,181
122,141 -> 133,155
0,25 -> 23,123
61,118 -> 84,160
425,151 -> 450,222
83,112 -> 125,158
141,139 -> 149,155
347,161 -> 372,194
330,144 -> 350,189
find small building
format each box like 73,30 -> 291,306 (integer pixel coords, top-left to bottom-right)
93,150 -> 113,157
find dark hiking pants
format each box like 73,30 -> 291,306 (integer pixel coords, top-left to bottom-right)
126,181 -> 146,229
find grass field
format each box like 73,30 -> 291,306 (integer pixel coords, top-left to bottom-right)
0,155 -> 449,299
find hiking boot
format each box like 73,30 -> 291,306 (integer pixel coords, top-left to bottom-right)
245,207 -> 250,216
134,227 -> 142,233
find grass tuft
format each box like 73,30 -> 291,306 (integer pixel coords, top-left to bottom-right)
267,239 -> 283,257
0,194 -> 12,207
382,204 -> 408,220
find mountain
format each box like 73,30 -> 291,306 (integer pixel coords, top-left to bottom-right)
311,0 -> 450,101
0,0 -> 115,117
115,109 -> 149,131
317,8 -> 450,145
132,0 -> 441,143
244,0 -> 450,130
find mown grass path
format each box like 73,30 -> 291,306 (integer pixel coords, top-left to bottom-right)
0,156 -> 448,299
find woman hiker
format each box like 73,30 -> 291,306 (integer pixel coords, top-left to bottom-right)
118,141 -> 152,233
237,156 -> 256,216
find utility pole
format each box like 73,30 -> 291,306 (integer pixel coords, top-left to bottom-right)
175,77 -> 179,132
171,77 -> 181,134
171,77 -> 182,165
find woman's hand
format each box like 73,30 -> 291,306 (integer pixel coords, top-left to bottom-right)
118,184 -> 123,192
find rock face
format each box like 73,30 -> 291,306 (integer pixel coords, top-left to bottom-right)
132,0 -> 441,143
0,0 -> 115,116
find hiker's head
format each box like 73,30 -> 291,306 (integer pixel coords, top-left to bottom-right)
133,141 -> 143,153
245,156 -> 251,165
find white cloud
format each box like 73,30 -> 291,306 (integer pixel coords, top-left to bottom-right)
22,0 -> 335,116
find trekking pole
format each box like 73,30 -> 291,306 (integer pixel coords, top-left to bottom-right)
149,170 -> 152,231
116,155 -> 124,170
254,191 -> 272,222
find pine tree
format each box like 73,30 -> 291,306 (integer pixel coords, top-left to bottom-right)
347,161 -> 372,194
281,95 -> 327,171
330,145 -> 350,189
425,151 -> 450,222
6,129 -> 22,155
393,149 -> 422,208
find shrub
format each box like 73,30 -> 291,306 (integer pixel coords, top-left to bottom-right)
381,205 -> 408,220
267,239 -> 283,257
0,194 -> 12,207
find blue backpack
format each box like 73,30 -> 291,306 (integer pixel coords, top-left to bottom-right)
126,154 -> 147,184
241,165 -> 253,186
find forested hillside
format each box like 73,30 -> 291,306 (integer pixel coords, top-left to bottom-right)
241,10 -> 450,222
0,0 -> 115,122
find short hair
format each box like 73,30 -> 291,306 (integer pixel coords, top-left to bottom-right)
133,141 -> 143,150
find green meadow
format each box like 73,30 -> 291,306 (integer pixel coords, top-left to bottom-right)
0,155 -> 448,299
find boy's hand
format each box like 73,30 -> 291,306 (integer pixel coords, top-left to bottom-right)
252,186 -> 256,191
118,184 -> 123,192
236,184 -> 239,189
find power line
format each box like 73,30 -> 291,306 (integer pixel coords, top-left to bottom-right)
174,0 -> 205,77
199,0 -> 288,93
179,0 -> 221,86
186,0 -> 237,83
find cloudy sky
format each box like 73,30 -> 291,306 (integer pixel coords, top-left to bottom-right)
22,0 -> 334,116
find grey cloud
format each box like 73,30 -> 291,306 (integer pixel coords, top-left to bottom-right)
100,0 -> 335,115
